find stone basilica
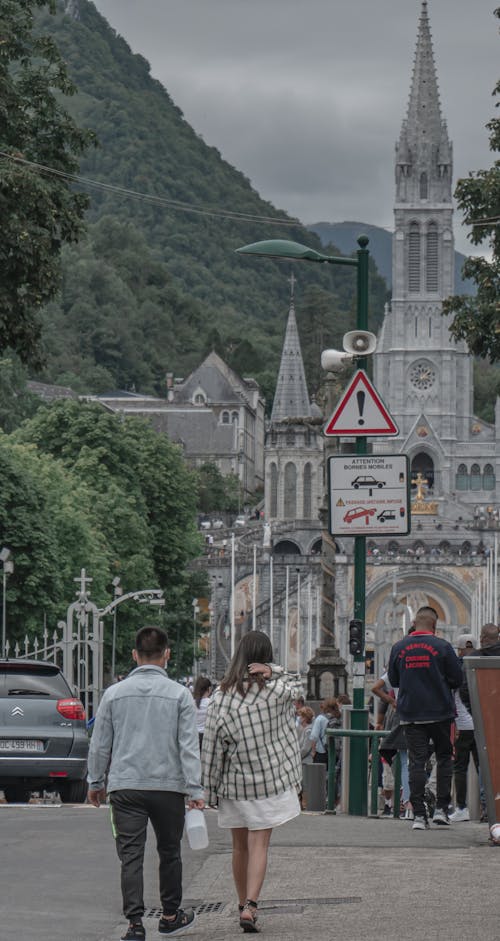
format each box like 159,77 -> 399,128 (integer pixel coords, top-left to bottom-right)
206,1 -> 500,691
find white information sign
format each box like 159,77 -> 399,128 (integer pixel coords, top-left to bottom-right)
328,454 -> 410,536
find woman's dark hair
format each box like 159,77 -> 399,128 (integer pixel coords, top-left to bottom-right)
220,630 -> 273,696
193,675 -> 212,707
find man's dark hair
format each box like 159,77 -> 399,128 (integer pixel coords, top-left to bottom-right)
135,626 -> 169,660
416,605 -> 438,622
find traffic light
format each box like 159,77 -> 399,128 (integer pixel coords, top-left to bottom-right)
349,619 -> 363,656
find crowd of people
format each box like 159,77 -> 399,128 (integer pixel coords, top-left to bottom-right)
85,617 -> 500,940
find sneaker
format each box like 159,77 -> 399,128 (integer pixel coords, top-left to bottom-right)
159,909 -> 196,936
449,807 -> 470,822
400,806 -> 414,820
412,815 -> 429,830
382,803 -> 392,816
121,923 -> 145,941
433,807 -> 450,826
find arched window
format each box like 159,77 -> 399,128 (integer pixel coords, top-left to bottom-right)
284,462 -> 297,519
221,411 -> 230,424
411,452 -> 434,490
231,411 -> 239,424
194,393 -> 205,405
483,464 -> 496,490
470,464 -> 482,491
426,221 -> 439,292
303,463 -> 312,518
270,463 -> 278,518
420,172 -> 428,199
408,222 -> 421,292
455,464 -> 469,491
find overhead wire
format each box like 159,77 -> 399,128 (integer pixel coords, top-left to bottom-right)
0,150 -> 301,229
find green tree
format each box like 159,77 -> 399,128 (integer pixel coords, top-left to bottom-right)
197,462 -> 241,513
16,399 -> 202,609
0,0 -> 93,365
0,357 -> 41,432
0,435 -> 110,638
442,9 -> 500,361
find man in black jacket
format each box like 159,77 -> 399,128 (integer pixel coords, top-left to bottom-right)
388,606 -> 463,830
476,622 -> 500,656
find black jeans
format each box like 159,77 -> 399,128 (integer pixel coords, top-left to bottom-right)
454,729 -> 479,809
109,789 -> 185,921
405,719 -> 453,818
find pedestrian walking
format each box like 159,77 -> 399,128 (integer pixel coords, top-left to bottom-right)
192,675 -> 213,750
450,633 -> 478,822
388,606 -> 462,831
309,697 -> 338,767
201,630 -> 303,933
87,626 -> 204,941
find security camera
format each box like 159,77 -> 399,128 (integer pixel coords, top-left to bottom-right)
342,330 -> 377,356
320,349 -> 353,370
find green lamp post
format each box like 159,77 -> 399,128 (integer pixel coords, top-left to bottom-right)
236,235 -> 370,814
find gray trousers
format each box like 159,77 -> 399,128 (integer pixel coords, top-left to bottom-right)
109,789 -> 185,921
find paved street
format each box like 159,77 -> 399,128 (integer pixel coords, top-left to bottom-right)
1,802 -> 499,941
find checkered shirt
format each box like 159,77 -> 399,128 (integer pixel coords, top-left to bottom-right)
201,666 -> 303,804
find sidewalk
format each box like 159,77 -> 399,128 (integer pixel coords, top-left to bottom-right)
167,810 -> 499,941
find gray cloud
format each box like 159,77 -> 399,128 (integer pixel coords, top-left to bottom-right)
94,0 -> 498,255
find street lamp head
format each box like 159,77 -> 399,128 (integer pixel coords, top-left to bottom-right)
236,239 -> 330,263
235,239 -> 360,268
0,548 -> 11,563
112,576 -> 121,587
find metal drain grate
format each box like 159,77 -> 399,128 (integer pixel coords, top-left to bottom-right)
261,897 -> 362,908
145,897 -> 359,918
145,902 -> 226,918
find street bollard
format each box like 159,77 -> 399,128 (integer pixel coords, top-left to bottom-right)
302,762 -> 326,812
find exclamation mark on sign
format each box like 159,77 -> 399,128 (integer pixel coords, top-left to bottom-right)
357,390 -> 365,426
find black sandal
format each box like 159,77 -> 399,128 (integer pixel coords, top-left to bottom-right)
240,899 -> 259,933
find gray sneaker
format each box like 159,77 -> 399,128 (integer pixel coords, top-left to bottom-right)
433,807 -> 450,825
412,815 -> 429,830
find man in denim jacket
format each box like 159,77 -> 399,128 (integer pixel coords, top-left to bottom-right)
88,626 -> 204,941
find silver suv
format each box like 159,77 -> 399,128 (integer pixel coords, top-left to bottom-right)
0,659 -> 89,803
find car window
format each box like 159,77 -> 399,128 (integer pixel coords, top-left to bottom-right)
0,664 -> 72,699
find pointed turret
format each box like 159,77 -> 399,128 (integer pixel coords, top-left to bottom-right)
271,278 -> 312,422
395,0 -> 452,205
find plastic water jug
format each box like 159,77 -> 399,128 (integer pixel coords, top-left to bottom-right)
185,808 -> 209,850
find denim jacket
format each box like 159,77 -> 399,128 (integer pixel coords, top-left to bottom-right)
87,665 -> 203,800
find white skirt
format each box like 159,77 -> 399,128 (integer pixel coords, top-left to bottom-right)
217,788 -> 300,831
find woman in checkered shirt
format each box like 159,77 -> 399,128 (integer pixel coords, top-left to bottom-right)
201,630 -> 303,933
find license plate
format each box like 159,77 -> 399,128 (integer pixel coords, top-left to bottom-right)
0,740 -> 44,752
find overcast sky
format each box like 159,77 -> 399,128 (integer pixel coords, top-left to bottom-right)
94,0 -> 498,256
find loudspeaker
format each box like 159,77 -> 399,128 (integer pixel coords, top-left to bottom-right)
320,348 -> 352,370
342,330 -> 377,355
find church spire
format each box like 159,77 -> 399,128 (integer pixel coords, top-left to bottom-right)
395,1 -> 452,205
271,277 -> 312,422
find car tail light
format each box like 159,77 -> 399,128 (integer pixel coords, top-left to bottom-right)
57,699 -> 86,721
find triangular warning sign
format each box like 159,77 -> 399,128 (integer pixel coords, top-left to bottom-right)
324,370 -> 398,437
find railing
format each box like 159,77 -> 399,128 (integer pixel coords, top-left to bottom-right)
326,728 -> 401,817
5,628 -> 63,666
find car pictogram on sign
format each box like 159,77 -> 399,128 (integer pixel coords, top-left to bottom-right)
377,509 -> 397,522
343,506 -> 377,524
351,475 -> 386,489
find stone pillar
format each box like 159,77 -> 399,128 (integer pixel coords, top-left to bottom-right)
307,371 -> 347,699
